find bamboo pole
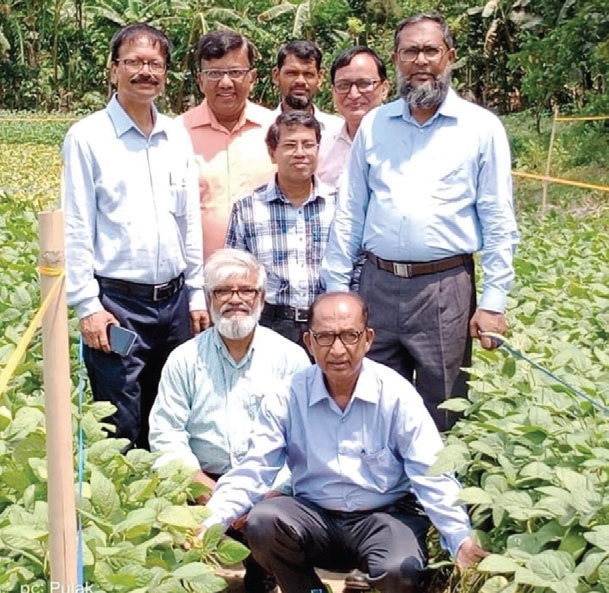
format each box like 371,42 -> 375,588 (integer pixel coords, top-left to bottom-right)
542,106 -> 559,212
39,210 -> 77,587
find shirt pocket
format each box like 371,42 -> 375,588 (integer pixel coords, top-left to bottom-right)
431,157 -> 473,202
169,173 -> 188,218
361,446 -> 403,491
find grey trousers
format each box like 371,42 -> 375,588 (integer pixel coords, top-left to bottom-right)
245,495 -> 430,593
358,257 -> 476,431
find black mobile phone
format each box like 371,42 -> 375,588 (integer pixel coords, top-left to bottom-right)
108,325 -> 137,356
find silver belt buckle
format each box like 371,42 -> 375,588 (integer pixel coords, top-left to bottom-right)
153,282 -> 171,301
392,262 -> 412,278
294,308 -> 309,323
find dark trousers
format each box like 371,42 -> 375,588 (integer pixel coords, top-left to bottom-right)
245,495 -> 430,593
358,258 -> 476,431
259,307 -> 308,350
83,284 -> 192,449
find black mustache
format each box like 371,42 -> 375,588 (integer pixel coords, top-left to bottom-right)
130,76 -> 159,85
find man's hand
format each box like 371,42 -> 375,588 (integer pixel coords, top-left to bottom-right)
192,470 -> 216,505
190,310 -> 210,335
80,310 -> 119,353
183,523 -> 206,551
456,536 -> 489,570
469,308 -> 507,350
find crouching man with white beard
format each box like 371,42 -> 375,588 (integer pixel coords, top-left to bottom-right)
149,248 -> 310,593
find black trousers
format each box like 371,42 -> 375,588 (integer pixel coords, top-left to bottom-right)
259,307 -> 308,350
358,258 -> 476,431
245,495 -> 430,593
83,284 -> 192,449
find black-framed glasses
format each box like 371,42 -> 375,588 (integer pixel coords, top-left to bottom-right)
333,79 -> 381,95
114,58 -> 167,74
212,287 -> 259,302
396,45 -> 447,63
200,68 -> 252,81
309,329 -> 366,347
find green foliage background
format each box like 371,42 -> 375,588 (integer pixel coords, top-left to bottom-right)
1,111 -> 609,591
0,0 -> 607,115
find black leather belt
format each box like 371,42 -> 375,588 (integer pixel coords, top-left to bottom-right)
366,252 -> 472,278
96,273 -> 185,302
263,302 -> 310,323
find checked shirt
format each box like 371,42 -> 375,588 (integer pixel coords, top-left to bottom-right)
226,176 -> 336,308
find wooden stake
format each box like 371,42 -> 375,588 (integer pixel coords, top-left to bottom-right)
39,210 -> 78,587
542,106 -> 559,212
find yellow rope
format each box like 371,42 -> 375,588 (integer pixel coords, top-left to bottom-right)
0,271 -> 65,398
513,171 -> 609,193
555,115 -> 609,122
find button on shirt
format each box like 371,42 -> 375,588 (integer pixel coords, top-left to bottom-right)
149,325 -> 310,474
225,176 -> 336,308
321,89 -> 520,312
316,122 -> 352,188
180,100 -> 276,259
63,94 -> 204,319
206,358 -> 472,557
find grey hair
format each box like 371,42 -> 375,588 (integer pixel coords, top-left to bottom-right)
204,248 -> 267,295
394,14 -> 454,51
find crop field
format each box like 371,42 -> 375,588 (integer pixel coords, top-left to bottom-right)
0,112 -> 608,593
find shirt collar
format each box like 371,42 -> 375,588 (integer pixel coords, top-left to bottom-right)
388,86 -> 459,125
211,325 -> 256,369
264,174 -> 329,206
106,93 -> 166,138
191,99 -> 266,133
308,358 -> 380,407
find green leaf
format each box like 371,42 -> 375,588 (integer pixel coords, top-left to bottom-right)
114,507 -> 156,539
90,469 -> 121,519
527,550 -> 575,581
458,487 -> 493,505
172,562 -> 214,579
157,505 -> 198,529
201,523 -> 223,552
585,527 -> 609,552
478,554 -> 522,573
215,537 -> 250,565
438,398 -> 470,412
480,576 -> 517,593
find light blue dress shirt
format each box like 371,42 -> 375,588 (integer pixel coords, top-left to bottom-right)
148,325 -> 310,474
63,94 -> 204,319
321,89 -> 519,312
206,358 -> 472,557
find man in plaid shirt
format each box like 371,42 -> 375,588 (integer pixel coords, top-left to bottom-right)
225,110 -> 336,346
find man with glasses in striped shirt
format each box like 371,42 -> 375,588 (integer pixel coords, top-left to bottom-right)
225,111 -> 336,347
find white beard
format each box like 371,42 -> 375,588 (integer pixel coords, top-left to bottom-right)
211,301 -> 262,340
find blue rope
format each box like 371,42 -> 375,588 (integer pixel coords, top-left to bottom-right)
77,336 -> 85,585
480,332 -> 609,416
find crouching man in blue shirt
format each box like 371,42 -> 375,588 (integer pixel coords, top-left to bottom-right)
199,291 -> 487,593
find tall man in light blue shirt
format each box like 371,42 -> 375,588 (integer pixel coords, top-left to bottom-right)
63,24 -> 207,449
149,249 -> 309,593
321,14 -> 519,431
200,292 -> 487,593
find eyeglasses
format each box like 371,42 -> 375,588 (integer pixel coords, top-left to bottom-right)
309,329 -> 366,347
114,58 -> 167,74
397,45 -> 447,63
212,287 -> 259,302
333,79 -> 381,95
278,141 -> 319,153
200,68 -> 252,81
